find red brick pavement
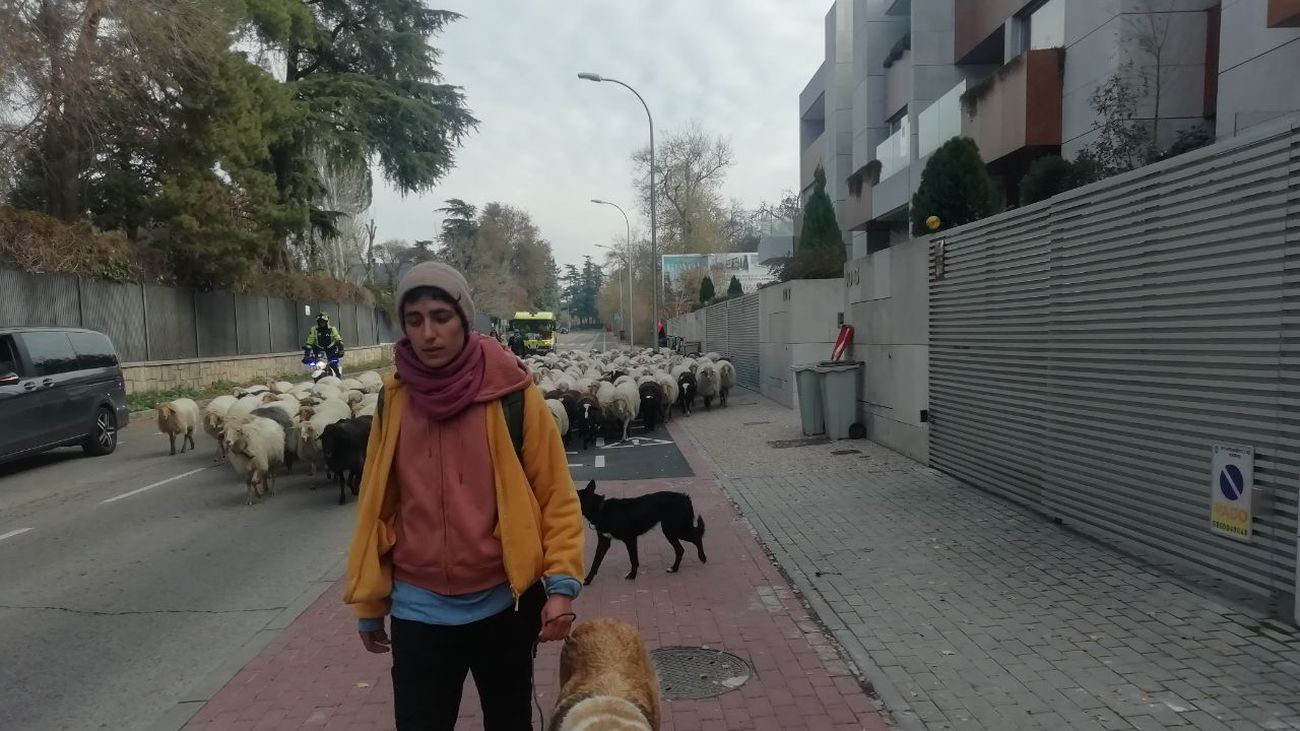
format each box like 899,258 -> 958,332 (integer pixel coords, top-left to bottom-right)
181,423 -> 891,731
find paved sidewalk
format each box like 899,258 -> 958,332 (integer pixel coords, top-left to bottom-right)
676,393 -> 1300,731
178,421 -> 890,730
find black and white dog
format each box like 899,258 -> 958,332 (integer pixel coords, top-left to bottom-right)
578,481 -> 707,584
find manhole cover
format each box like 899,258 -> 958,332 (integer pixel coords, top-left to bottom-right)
767,437 -> 830,449
650,647 -> 751,700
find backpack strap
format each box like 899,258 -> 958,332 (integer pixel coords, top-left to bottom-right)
502,389 -> 525,461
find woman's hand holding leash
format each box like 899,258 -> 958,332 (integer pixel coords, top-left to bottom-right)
359,628 -> 391,654
539,595 -> 576,642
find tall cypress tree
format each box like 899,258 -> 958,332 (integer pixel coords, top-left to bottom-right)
699,275 -> 716,303
798,166 -> 843,251
727,275 -> 743,296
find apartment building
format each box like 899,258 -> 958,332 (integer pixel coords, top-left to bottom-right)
797,0 -> 1300,256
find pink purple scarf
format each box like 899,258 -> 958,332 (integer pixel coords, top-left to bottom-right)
394,334 -> 486,421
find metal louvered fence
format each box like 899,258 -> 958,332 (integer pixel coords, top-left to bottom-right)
0,270 -> 394,364
930,119 -> 1300,605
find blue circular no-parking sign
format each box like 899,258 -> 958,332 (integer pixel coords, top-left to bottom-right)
1219,464 -> 1245,501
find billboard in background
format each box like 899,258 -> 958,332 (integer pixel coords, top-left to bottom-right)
661,252 -> 775,294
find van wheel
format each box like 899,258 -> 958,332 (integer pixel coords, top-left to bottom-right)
83,407 -> 118,456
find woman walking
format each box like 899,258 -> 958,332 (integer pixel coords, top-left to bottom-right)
345,262 -> 585,730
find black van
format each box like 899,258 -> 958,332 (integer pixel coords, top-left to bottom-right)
0,327 -> 130,464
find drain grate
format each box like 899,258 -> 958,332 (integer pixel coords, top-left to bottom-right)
831,449 -> 861,455
767,437 -> 830,449
650,647 -> 752,700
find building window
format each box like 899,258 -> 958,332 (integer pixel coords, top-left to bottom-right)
1027,0 -> 1065,50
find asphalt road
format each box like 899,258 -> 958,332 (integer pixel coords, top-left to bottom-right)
0,331 -> 681,731
0,422 -> 357,731
553,327 -> 609,353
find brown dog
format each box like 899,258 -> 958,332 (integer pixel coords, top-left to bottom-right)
550,619 -> 661,731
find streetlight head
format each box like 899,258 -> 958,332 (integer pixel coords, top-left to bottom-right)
590,198 -> 606,205
577,72 -> 603,82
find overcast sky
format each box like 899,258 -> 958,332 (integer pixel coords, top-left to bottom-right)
369,0 -> 828,270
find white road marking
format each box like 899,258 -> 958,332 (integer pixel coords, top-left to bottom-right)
0,528 -> 33,542
102,467 -> 208,504
568,463 -> 583,468
594,455 -> 606,468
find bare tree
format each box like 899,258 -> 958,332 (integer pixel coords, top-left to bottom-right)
632,120 -> 735,254
1128,0 -> 1174,146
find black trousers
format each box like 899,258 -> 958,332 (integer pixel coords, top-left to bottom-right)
390,584 -> 545,731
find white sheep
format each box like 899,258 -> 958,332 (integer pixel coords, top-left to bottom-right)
654,371 -> 680,422
717,360 -> 737,407
597,380 -> 640,442
203,395 -> 239,460
312,382 -> 344,402
235,384 -> 270,398
270,381 -> 294,394
315,375 -> 342,387
339,378 -> 365,392
157,398 -> 201,456
696,361 -> 720,410
352,392 -> 379,418
227,416 -> 286,504
545,398 -> 570,440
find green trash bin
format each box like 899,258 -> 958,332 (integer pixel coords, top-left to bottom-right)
818,360 -> 862,440
792,364 -> 826,436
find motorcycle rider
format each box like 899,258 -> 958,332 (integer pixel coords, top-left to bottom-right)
303,314 -> 344,378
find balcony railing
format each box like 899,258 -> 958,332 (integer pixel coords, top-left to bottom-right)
918,80 -> 966,159
801,131 -> 826,189
875,116 -> 911,181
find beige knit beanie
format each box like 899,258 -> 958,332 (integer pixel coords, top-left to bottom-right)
394,262 -> 476,329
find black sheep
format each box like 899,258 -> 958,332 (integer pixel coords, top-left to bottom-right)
574,394 -> 603,450
320,416 -> 372,505
677,372 -> 697,417
638,381 -> 664,433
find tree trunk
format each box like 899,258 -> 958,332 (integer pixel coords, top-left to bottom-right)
44,0 -> 107,220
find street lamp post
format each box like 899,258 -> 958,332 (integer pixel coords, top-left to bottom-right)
578,72 -> 657,347
593,196 -> 633,348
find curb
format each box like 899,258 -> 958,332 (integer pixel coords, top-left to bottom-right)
146,556 -> 349,731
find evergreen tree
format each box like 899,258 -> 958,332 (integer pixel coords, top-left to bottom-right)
781,165 -> 846,280
727,275 -> 743,296
798,166 -> 843,251
699,275 -> 716,303
910,137 -> 995,234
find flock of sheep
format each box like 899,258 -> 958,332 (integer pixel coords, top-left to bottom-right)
150,345 -> 737,506
154,371 -> 385,505
531,348 -> 737,449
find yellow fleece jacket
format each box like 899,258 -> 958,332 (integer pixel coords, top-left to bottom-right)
343,374 -> 585,620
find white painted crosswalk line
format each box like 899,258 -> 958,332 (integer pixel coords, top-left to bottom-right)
594,455 -> 606,468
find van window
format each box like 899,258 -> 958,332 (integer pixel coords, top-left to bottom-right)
68,331 -> 119,369
0,336 -> 17,377
22,331 -> 80,376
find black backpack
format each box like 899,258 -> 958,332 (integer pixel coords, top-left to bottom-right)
376,386 -> 525,461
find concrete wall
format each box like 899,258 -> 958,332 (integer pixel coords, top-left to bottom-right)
123,344 -> 393,395
1216,0 -> 1300,135
843,239 -> 930,463
753,280 -> 843,409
